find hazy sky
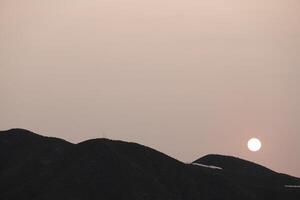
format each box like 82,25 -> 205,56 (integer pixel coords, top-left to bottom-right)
1,0 -> 299,176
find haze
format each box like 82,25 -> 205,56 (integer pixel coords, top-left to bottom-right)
1,0 -> 299,176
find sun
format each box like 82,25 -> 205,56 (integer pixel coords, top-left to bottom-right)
247,138 -> 262,152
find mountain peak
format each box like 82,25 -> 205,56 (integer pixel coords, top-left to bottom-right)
2,128 -> 38,134
194,154 -> 274,175
0,128 -> 72,146
0,128 -> 43,140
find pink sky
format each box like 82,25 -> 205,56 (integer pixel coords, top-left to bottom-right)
1,0 -> 300,176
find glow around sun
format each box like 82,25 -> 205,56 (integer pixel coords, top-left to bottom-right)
247,138 -> 262,152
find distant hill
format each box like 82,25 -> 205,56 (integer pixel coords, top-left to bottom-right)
1,129 -> 299,200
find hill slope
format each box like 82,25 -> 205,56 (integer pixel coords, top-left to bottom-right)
1,129 -> 299,200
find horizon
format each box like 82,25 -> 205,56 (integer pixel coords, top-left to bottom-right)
1,127 -> 299,178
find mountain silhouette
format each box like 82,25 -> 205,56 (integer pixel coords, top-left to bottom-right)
0,129 -> 299,200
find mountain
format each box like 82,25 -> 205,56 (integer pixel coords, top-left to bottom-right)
0,129 -> 299,200
194,155 -> 300,199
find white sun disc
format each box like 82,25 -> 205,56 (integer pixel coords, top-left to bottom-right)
247,138 -> 262,152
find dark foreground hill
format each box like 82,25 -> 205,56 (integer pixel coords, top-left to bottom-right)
0,129 -> 299,200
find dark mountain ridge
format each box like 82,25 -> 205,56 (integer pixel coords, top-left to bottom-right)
0,129 -> 299,200
195,154 -> 300,185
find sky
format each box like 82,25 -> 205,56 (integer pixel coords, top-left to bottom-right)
1,0 -> 299,176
